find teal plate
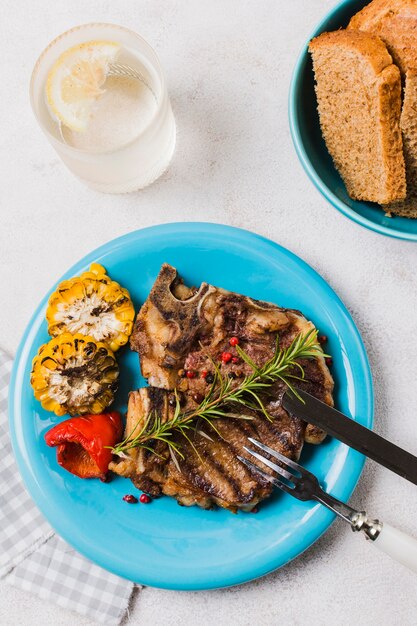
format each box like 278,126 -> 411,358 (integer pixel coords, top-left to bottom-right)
9,223 -> 373,589
289,0 -> 417,241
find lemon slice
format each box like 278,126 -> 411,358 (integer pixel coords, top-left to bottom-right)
46,40 -> 120,132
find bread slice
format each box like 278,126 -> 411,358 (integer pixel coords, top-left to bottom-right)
386,70 -> 417,216
348,0 -> 417,215
348,0 -> 417,74
309,30 -> 406,204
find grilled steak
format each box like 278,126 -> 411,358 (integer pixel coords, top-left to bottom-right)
110,386 -> 306,510
110,264 -> 334,511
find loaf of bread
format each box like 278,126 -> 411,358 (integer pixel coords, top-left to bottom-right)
309,30 -> 406,204
349,0 -> 417,216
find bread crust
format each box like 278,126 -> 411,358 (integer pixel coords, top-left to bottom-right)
310,28 -> 394,73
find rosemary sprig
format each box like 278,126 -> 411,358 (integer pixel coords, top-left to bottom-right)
111,329 -> 325,459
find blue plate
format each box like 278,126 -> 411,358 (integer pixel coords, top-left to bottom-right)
9,223 -> 373,589
289,0 -> 417,241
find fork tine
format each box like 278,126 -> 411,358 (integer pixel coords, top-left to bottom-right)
237,456 -> 293,495
243,446 -> 295,482
248,437 -> 303,473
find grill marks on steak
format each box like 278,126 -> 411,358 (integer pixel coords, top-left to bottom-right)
110,387 -> 306,511
110,264 -> 334,511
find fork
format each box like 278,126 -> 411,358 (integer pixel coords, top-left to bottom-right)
238,438 -> 417,574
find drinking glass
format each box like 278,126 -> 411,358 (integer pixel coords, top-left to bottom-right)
30,23 -> 176,193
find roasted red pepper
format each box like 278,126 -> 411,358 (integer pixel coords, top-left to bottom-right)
44,412 -> 123,480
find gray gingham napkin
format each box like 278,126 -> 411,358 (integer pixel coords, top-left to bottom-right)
0,349 -> 136,624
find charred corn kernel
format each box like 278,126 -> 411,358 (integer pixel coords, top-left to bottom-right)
30,332 -> 119,416
46,264 -> 135,352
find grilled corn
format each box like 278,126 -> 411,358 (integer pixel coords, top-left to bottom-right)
31,332 -> 119,416
46,264 -> 134,352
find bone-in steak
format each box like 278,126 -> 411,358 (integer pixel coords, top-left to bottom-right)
110,264 -> 334,511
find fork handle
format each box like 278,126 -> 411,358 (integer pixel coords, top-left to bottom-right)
372,523 -> 417,574
316,491 -> 417,574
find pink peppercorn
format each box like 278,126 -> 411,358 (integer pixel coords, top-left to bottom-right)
123,495 -> 138,504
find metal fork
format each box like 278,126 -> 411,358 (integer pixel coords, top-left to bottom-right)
238,438 -> 417,574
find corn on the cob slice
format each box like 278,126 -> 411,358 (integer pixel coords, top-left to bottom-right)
46,264 -> 135,352
31,332 -> 119,416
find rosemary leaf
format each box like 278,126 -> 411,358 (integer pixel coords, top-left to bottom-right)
111,329 -> 326,458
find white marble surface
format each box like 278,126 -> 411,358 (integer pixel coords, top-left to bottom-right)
2,0 -> 417,624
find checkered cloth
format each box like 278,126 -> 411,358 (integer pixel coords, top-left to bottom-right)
0,349 -> 136,624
